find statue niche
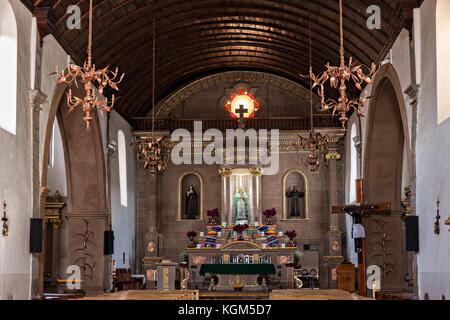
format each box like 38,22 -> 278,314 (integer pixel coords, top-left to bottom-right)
179,173 -> 202,220
283,171 -> 306,219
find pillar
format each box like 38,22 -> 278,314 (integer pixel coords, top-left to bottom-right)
30,89 -> 46,297
323,139 -> 344,288
219,168 -> 232,224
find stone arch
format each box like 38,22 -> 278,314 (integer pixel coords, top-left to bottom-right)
39,82 -> 108,294
362,63 -> 410,293
364,64 -> 411,209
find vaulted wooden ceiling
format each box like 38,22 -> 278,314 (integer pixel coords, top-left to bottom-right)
22,0 -> 422,122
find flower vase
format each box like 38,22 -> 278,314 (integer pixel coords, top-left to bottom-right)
210,218 -> 216,226
287,238 -> 296,247
188,237 -> 196,248
237,231 -> 245,241
266,217 -> 272,225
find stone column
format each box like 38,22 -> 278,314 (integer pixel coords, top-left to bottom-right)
249,167 -> 262,224
219,168 -> 232,224
137,165 -> 160,273
30,89 -> 46,297
323,140 -> 344,288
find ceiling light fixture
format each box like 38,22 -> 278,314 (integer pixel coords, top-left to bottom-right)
57,0 -> 124,130
310,0 -> 378,128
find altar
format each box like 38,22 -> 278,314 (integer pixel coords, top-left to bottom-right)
187,240 -> 296,291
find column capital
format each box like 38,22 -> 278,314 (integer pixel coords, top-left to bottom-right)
325,151 -> 342,161
219,168 -> 232,177
30,89 -> 47,111
404,84 -> 420,107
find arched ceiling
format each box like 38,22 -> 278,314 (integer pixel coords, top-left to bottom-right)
23,0 -> 422,122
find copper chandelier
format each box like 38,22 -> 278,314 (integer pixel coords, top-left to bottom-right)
298,14 -> 329,174
310,0 -> 378,128
57,0 -> 124,130
134,20 -> 169,176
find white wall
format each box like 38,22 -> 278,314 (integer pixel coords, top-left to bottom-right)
416,0 -> 450,299
46,119 -> 67,196
109,111 -> 137,270
0,0 -> 33,300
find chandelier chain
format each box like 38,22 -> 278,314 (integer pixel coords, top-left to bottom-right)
152,19 -> 156,135
308,13 -> 313,133
87,0 -> 93,68
339,0 -> 345,66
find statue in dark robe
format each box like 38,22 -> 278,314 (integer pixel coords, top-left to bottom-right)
185,185 -> 199,220
285,186 -> 305,217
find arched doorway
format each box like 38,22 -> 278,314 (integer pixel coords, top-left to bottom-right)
39,83 -> 109,295
363,65 -> 410,293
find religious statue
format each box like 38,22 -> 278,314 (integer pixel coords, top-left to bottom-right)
285,186 -> 305,218
184,185 -> 199,220
232,187 -> 249,223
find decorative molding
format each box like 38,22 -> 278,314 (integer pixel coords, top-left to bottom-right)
248,167 -> 262,177
404,85 -> 420,107
325,151 -> 342,161
30,89 -> 47,111
219,168 -> 233,177
156,71 -> 321,117
44,190 -> 66,228
353,135 -> 362,158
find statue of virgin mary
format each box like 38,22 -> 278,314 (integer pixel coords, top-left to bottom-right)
232,187 -> 249,223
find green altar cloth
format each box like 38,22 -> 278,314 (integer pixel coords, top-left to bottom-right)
200,264 -> 276,276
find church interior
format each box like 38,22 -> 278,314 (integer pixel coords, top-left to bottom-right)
0,0 -> 449,301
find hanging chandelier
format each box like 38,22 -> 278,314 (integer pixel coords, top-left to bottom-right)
134,136 -> 169,176
310,0 -> 378,128
298,14 -> 329,174
133,20 -> 170,176
57,0 -> 124,130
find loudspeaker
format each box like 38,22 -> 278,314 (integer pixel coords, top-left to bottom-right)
104,230 -> 114,255
30,218 -> 43,253
303,244 -> 311,251
405,216 -> 419,252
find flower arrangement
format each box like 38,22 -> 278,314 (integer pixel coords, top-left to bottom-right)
208,230 -> 218,236
186,231 -> 197,239
233,224 -> 249,241
233,224 -> 249,233
263,208 -> 277,225
284,230 -> 297,240
186,231 -> 198,248
207,208 -> 220,225
285,230 -> 297,247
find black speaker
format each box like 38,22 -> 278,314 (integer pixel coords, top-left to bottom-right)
405,216 -> 419,252
303,244 -> 311,251
104,230 -> 114,255
30,218 -> 43,253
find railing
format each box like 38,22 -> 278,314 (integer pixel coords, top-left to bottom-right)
132,116 -> 341,132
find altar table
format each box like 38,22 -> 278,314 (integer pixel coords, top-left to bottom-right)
200,264 -> 276,276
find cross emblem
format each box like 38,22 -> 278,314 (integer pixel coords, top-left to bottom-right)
235,104 -> 248,129
235,104 -> 248,119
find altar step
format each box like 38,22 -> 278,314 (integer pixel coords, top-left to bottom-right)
199,291 -> 270,300
270,289 -> 371,300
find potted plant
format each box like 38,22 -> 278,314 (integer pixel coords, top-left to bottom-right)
233,224 -> 249,241
263,208 -> 277,225
284,230 -> 297,247
186,231 -> 198,248
206,208 -> 220,225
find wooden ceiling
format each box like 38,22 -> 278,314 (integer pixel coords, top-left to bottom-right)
22,0 -> 423,122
